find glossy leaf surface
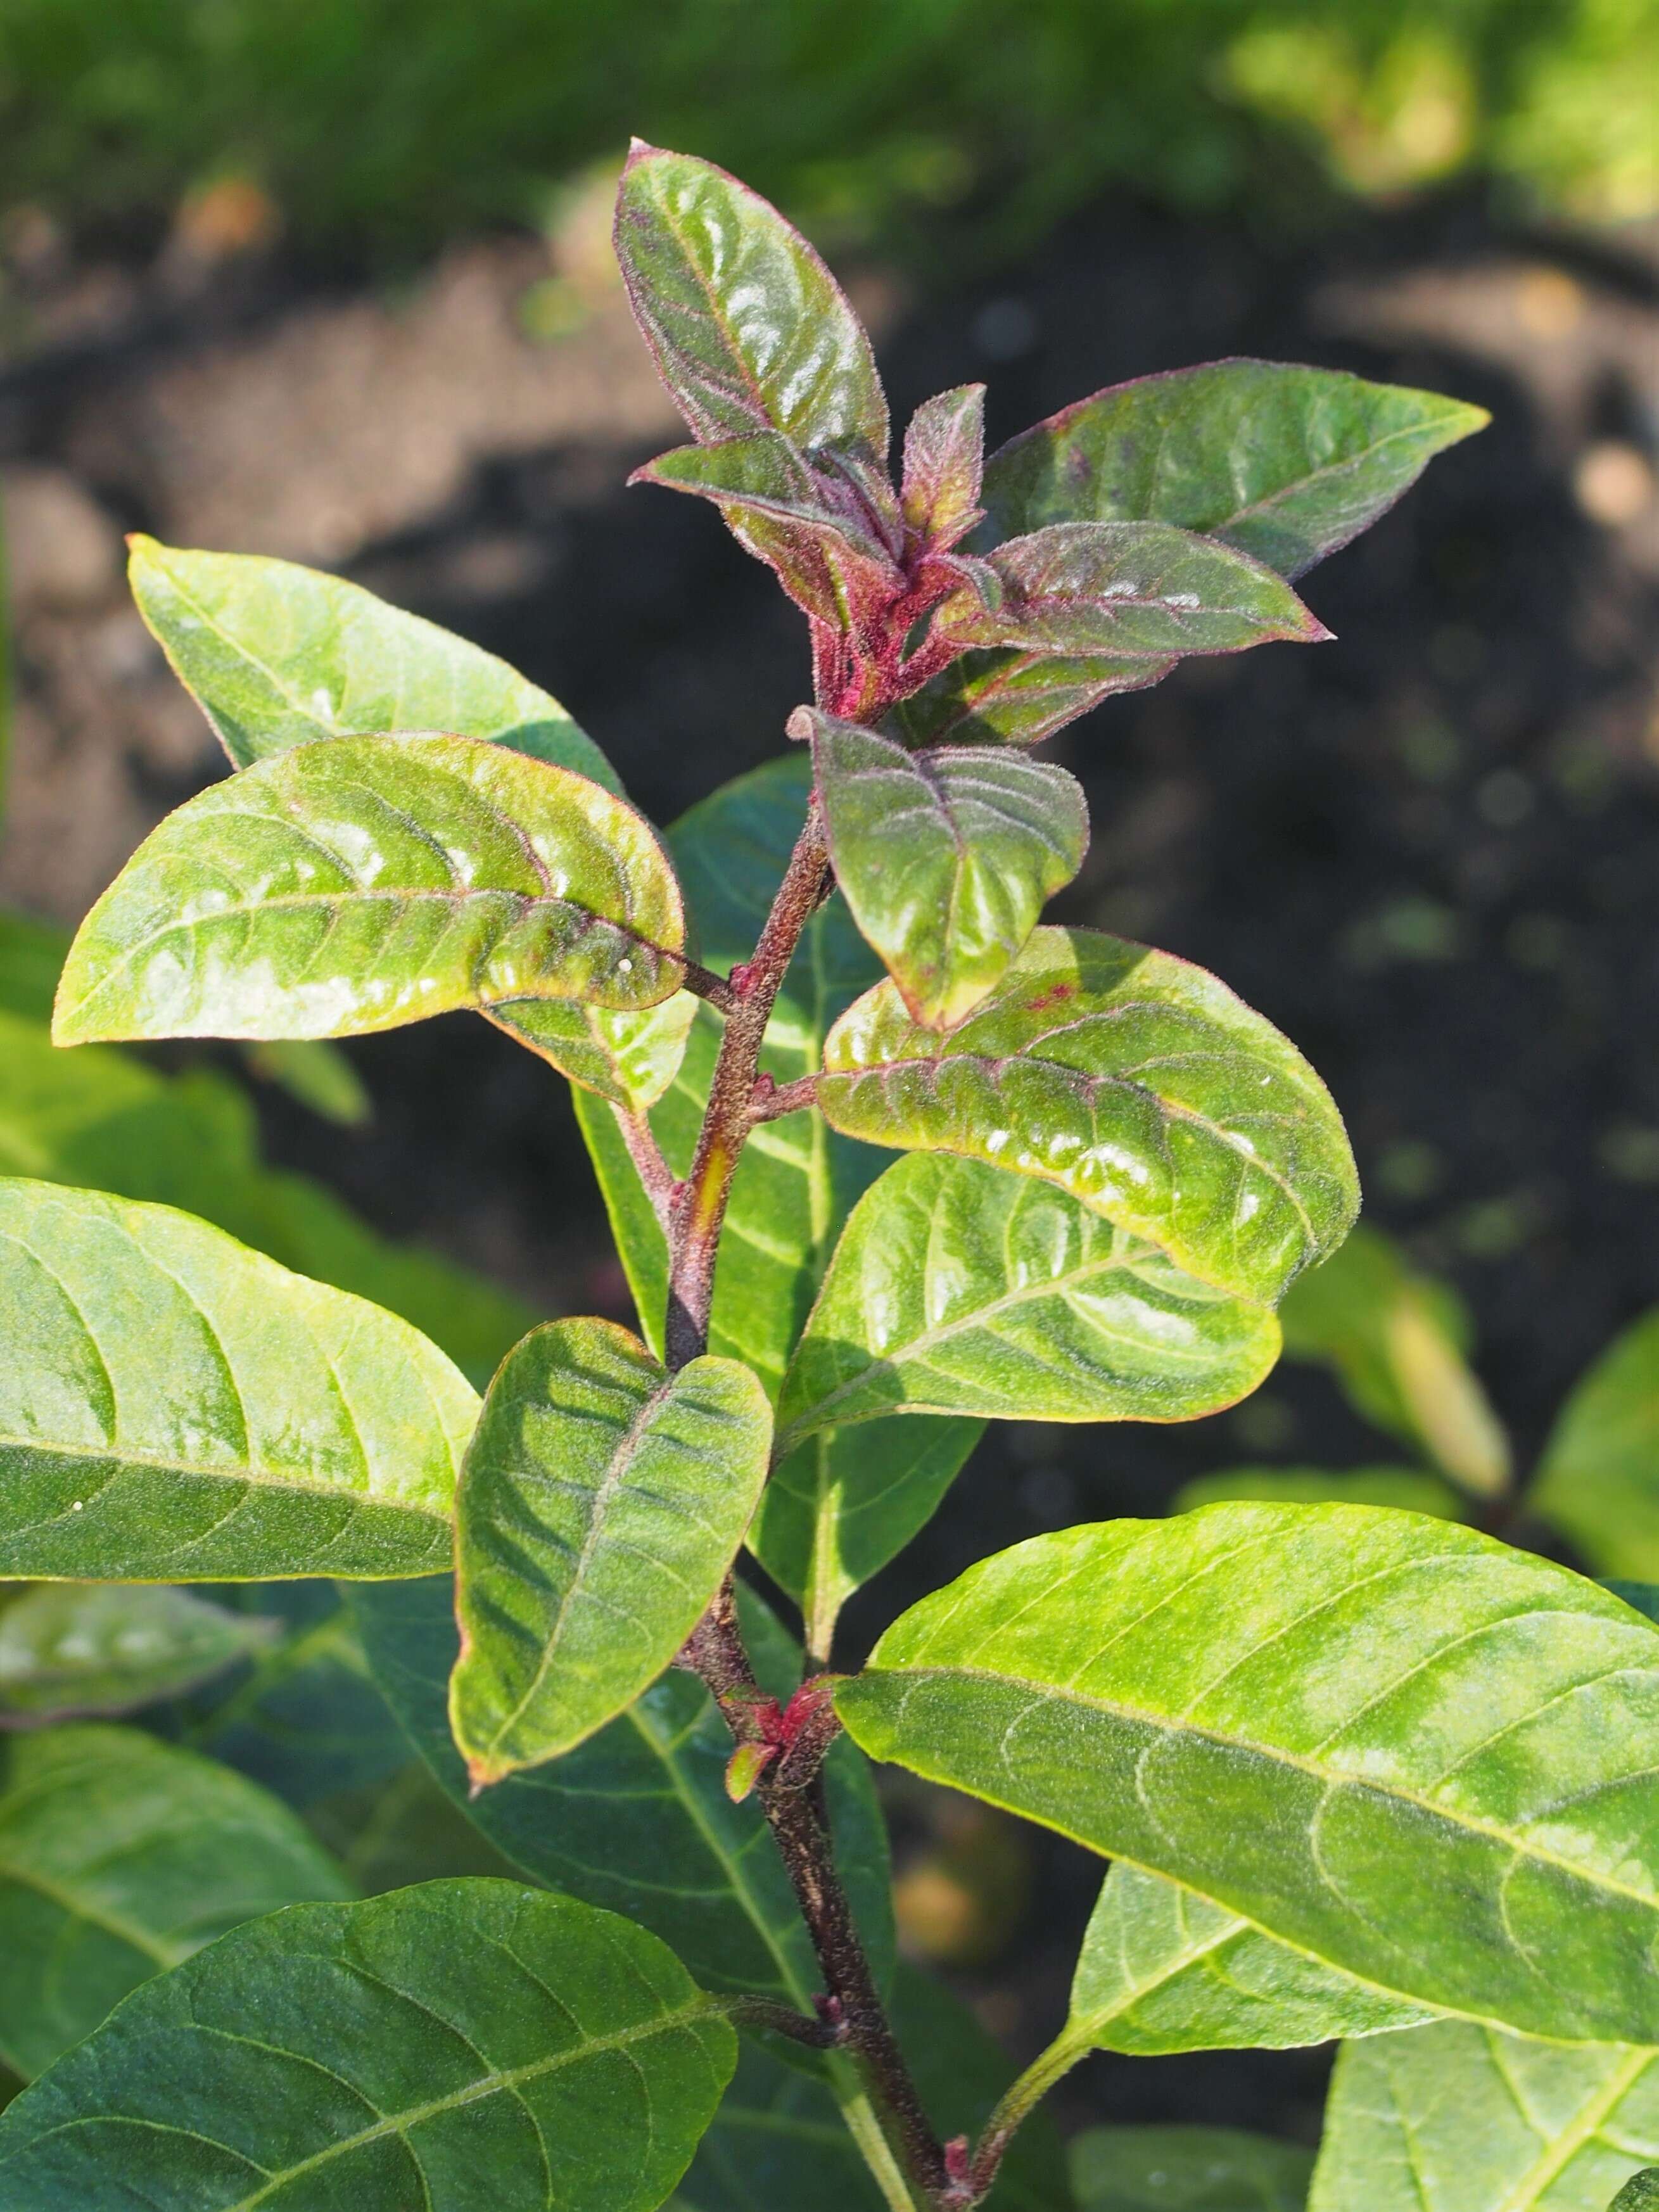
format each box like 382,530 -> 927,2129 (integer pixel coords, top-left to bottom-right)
0,1584 -> 277,1726
889,647 -> 1174,749
451,1319 -> 772,1783
809,713 -> 1088,1028
0,1178 -> 476,1580
1613,2175 -> 1659,2211
490,989 -> 699,1112
1531,1309 -> 1659,1579
1071,2126 -> 1313,2212
819,928 -> 1359,1305
0,1879 -> 734,2212
1067,1862 -> 1431,2057
943,522 -> 1328,659
55,734 -> 684,1046
1280,1226 -> 1509,1497
1310,2021 -> 1659,2212
354,1575 -> 895,2007
838,1503 -> 1659,2044
901,384 -> 986,547
129,535 -> 618,787
0,1724 -> 348,2080
778,1155 -> 1280,1449
615,143 -> 888,454
0,1007 -> 530,1389
1172,1465 -> 1468,1522
673,1964 -> 1070,2212
981,362 -> 1488,579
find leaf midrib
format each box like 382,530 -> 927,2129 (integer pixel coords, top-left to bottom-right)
0,1433 -> 450,1523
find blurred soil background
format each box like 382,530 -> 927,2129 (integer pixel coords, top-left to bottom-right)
1,0 -> 1656,2152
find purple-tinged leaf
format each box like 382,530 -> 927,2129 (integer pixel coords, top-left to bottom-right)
614,141 -> 889,457
981,359 -> 1489,580
901,385 -> 986,550
889,647 -> 1176,748
943,520 -> 1329,659
632,434 -> 903,632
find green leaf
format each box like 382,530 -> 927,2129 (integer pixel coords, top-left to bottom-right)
1071,2126 -> 1313,2212
162,1580 -> 410,1808
1309,2021 -> 1659,2212
941,522 -> 1328,659
980,362 -> 1489,580
779,1155 -> 1281,1449
241,1036 -> 372,1125
1172,1465 -> 1469,1521
807,712 -> 1088,1029
615,143 -> 888,456
353,1574 -> 895,2009
1065,1862 -> 1432,2059
0,1584 -> 277,1725
0,1878 -> 735,2211
1608,1585 -> 1659,1625
1612,2175 -> 1659,2212
751,1417 -> 984,1663
54,734 -> 685,1048
888,648 -> 1174,749
0,910 -> 68,1023
901,385 -> 986,548
1530,1308 -> 1659,1579
0,1003 -> 533,1389
490,991 -> 699,1112
1279,1227 -> 1510,1498
836,1501 -> 1659,2044
0,1177 -> 476,1580
818,927 -> 1359,1306
450,1318 -> 772,1784
632,436 -> 903,631
0,1722 -> 349,2080
128,534 -> 620,788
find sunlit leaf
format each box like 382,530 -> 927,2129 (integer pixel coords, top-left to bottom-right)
1309,2019 -> 1659,2211
0,1584 -> 277,1726
0,1880 -> 734,2211
354,1574 -> 894,2010
492,988 -> 699,1112
129,534 -> 620,787
778,1155 -> 1280,1449
451,1318 -> 772,1784
808,712 -> 1088,1029
1064,1862 -> 1431,2059
901,385 -> 986,549
0,1724 -> 348,2080
1530,1308 -> 1659,1579
615,143 -> 888,455
1172,1465 -> 1468,1521
0,1178 -> 476,1580
54,735 -> 685,1047
980,362 -> 1489,580
1280,1226 -> 1510,1497
887,647 -> 1174,749
1071,2126 -> 1313,2212
837,1503 -> 1659,2044
818,927 -> 1359,1305
941,521 -> 1328,658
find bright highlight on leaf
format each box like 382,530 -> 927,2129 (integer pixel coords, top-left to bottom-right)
54,734 -> 685,1048
837,1503 -> 1659,2045
819,927 -> 1359,1306
128,535 -> 620,789
0,1881 -> 735,2212
806,710 -> 1088,1029
0,1178 -> 476,1580
450,1317 -> 772,1785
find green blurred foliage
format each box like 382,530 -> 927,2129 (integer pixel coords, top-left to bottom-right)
0,0 -> 1651,269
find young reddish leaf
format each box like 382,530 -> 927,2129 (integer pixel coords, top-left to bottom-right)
632,435 -> 904,632
614,142 -> 889,457
888,647 -> 1176,748
980,359 -> 1489,578
942,520 -> 1330,660
901,385 -> 986,549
